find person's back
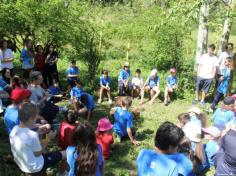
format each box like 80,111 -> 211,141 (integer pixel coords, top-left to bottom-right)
96,132 -> 114,159
212,108 -> 234,130
204,140 -> 220,167
136,149 -> 178,176
4,104 -> 19,134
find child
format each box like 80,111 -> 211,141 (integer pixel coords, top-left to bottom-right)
67,60 -> 79,89
164,68 -> 178,105
96,117 -> 114,160
177,113 -> 190,128
98,70 -> 112,104
131,68 -> 143,98
9,102 -> 65,174
58,110 -> 78,150
49,79 -> 62,96
140,69 -> 160,105
79,92 -> 95,120
210,58 -> 231,112
202,126 -> 221,167
113,96 -> 140,145
66,122 -> 104,176
70,79 -> 83,111
212,96 -> 235,131
187,107 -> 207,128
118,62 -> 132,96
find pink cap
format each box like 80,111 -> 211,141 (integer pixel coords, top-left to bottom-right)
97,117 -> 113,132
170,68 -> 176,73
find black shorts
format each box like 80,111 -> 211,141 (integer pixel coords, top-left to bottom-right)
196,77 -> 213,93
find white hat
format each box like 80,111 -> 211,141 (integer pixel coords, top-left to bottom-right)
150,69 -> 157,76
202,126 -> 221,138
183,122 -> 202,143
188,107 -> 201,115
124,61 -> 130,67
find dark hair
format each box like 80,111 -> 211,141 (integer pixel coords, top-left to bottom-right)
35,45 -> 43,52
71,60 -> 76,64
154,121 -> 184,151
66,110 -> 77,125
223,44 -> 229,51
177,113 -> 190,121
121,96 -> 132,107
208,44 -> 216,50
19,102 -> 37,123
2,68 -> 11,84
30,71 -> 42,82
136,68 -> 141,74
228,43 -> 234,48
12,76 -> 22,89
24,38 -> 32,46
198,113 -> 207,128
75,79 -> 82,87
72,122 -> 98,176
102,70 -> 109,75
81,94 -> 88,105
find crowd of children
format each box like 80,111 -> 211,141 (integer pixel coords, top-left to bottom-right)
0,39 -> 236,176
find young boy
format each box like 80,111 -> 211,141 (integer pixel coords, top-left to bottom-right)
210,58 -> 231,112
131,69 -> 143,98
98,70 -> 112,104
164,68 -> 177,106
140,69 -> 160,105
118,62 -> 132,96
9,102 -> 65,174
113,96 -> 140,145
78,92 -> 95,120
67,60 -> 79,89
71,79 -> 83,111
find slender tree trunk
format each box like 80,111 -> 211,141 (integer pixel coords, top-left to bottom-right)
195,1 -> 210,62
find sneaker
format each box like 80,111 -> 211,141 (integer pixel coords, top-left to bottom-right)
164,100 -> 168,106
108,99 -> 112,105
200,101 -> 206,108
117,135 -> 121,143
192,99 -> 198,105
208,108 -> 213,113
59,106 -> 68,113
98,98 -> 102,104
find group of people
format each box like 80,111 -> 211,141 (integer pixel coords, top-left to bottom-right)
0,38 -> 236,176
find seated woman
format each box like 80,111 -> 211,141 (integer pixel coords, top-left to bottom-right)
140,69 -> 160,105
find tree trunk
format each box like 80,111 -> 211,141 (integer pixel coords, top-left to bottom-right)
195,1 -> 210,62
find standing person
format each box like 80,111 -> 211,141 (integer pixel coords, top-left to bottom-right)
118,62 -> 132,96
9,102 -> 66,175
98,70 -> 112,104
45,44 -> 59,87
0,40 -> 14,76
131,69 -> 143,98
227,43 -> 235,94
20,39 -> 34,80
136,121 -> 184,176
66,122 -> 104,176
193,44 -> 219,107
67,60 -> 79,91
164,68 -> 178,106
140,69 -> 160,105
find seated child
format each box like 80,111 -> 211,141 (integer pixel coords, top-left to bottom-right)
140,69 -> 160,105
118,62 -> 132,96
98,70 -> 112,104
187,107 -> 207,129
49,79 -> 62,96
212,96 -> 235,131
113,96 -> 140,146
131,68 -> 143,98
96,117 -> 114,160
78,92 -> 95,120
71,79 -> 83,111
67,60 -> 79,89
210,58 -> 231,112
202,126 -> 221,167
164,68 -> 178,106
58,110 -> 78,150
9,102 -> 65,174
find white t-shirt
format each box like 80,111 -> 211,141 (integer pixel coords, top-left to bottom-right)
132,77 -> 143,87
9,126 -> 44,173
28,85 -> 45,104
1,49 -> 14,69
197,53 -> 219,79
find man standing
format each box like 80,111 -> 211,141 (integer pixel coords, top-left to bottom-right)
193,44 -> 219,107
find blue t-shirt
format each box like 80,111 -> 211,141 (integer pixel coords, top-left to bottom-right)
67,66 -> 79,81
66,145 -> 103,176
136,149 -> 178,176
0,77 -> 8,90
118,69 -> 131,81
147,75 -> 159,88
204,140 -> 220,167
20,48 -> 33,69
70,87 -> 83,99
4,105 -> 19,134
81,93 -> 95,111
189,115 -> 202,128
217,67 -> 230,94
167,153 -> 195,176
100,75 -> 110,86
113,107 -> 133,137
166,75 -> 177,87
49,85 -> 62,95
212,108 -> 235,130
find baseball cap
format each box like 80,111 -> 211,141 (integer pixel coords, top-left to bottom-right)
11,88 -> 31,102
124,62 -> 130,67
188,107 -> 201,115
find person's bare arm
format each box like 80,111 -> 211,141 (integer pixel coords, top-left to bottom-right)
127,128 -> 140,146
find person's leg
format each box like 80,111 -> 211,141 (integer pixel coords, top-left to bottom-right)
194,77 -> 201,103
98,87 -> 104,103
127,82 -> 133,96
201,78 -> 213,103
211,91 -> 222,110
164,86 -> 169,104
150,86 -> 160,104
118,81 -> 124,96
106,89 -> 112,104
140,86 -> 150,104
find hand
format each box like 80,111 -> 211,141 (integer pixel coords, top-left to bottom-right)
48,130 -> 57,140
132,140 -> 141,146
220,76 -> 224,81
106,86 -> 110,91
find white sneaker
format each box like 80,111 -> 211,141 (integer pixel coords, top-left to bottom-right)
108,99 -> 112,105
98,98 -> 102,104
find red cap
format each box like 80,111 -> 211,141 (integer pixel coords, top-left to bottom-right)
11,88 -> 31,102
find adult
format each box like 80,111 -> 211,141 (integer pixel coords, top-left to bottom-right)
44,44 -> 59,87
193,44 -> 219,107
20,39 -> 34,79
0,40 -> 14,76
136,121 -> 185,176
118,61 -> 132,96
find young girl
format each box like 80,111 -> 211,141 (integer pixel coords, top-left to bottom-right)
66,122 -> 104,176
1,40 -> 14,75
140,69 -> 160,105
2,68 -> 11,85
164,68 -> 177,106
96,117 -> 114,160
98,70 -> 112,104
131,69 -> 143,98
